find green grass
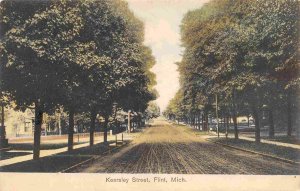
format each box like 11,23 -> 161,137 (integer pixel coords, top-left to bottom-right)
0,140 -> 129,172
9,141 -> 89,151
0,142 -> 88,160
265,136 -> 300,145
0,155 -> 91,172
211,137 -> 300,162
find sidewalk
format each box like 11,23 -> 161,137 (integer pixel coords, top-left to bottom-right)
180,121 -> 300,150
210,131 -> 300,150
0,132 -> 132,167
180,123 -> 300,163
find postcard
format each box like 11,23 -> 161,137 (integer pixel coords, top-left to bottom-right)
0,0 -> 299,190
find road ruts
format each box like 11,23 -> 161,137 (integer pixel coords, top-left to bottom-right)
73,119 -> 299,174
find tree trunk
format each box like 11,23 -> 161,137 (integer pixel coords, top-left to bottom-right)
268,107 -> 274,138
287,90 -> 292,137
192,114 -> 194,127
103,115 -> 109,143
198,113 -> 201,130
232,89 -> 239,139
113,107 -> 118,131
131,121 -> 134,131
68,110 -> 74,151
232,114 -> 238,139
222,115 -> 225,130
247,115 -> 250,128
89,110 -> 96,147
252,106 -> 261,143
215,94 -> 219,137
201,113 -> 204,131
226,116 -> 229,138
1,103 -> 6,140
58,112 -> 61,135
33,102 -> 43,160
1,104 -> 4,128
193,114 -> 196,128
195,114 -> 197,128
196,114 -> 198,129
205,113 -> 209,132
127,111 -> 131,133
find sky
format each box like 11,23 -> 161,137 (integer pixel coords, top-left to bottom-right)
127,0 -> 210,111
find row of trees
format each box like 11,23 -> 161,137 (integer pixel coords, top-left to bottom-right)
164,0 -> 299,142
0,0 -> 157,159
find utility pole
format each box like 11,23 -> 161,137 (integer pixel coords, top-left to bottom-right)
216,94 -> 219,138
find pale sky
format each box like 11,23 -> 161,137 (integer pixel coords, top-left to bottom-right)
127,0 -> 210,111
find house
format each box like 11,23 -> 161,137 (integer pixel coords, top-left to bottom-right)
4,106 -> 34,138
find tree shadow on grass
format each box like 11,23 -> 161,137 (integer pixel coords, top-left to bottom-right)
9,142 -> 88,151
0,151 -> 32,160
208,137 -> 300,162
0,140 -> 129,172
0,155 -> 91,172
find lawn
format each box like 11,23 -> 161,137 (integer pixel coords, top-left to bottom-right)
210,137 -> 300,163
0,140 -> 129,172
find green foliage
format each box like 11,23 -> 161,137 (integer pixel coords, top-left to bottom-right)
1,0 -> 156,114
145,101 -> 160,120
0,0 -> 157,157
166,0 -> 299,139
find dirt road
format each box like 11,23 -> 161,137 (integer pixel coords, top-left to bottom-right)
72,119 -> 299,174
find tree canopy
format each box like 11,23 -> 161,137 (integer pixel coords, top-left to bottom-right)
165,0 -> 299,141
0,0 -> 157,158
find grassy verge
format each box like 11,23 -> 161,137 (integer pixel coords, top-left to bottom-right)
0,155 -> 91,172
9,141 -> 89,151
0,142 -> 89,160
0,140 -> 129,172
210,137 -> 300,162
264,136 -> 300,145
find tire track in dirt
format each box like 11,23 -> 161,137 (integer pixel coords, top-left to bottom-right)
74,119 -> 299,174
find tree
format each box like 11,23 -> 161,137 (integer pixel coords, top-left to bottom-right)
1,0 -> 157,157
1,0 -> 86,158
78,0 -> 154,144
145,101 -> 160,120
167,0 -> 299,142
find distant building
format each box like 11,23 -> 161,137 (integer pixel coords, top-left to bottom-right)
236,116 -> 253,124
4,106 -> 34,138
3,105 -> 61,138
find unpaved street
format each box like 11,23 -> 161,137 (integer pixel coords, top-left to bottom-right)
73,119 -> 299,174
